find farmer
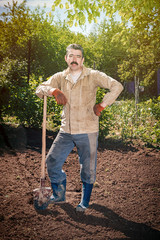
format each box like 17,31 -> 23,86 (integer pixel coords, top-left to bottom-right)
36,43 -> 123,212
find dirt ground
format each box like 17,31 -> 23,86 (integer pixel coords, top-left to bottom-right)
0,127 -> 160,240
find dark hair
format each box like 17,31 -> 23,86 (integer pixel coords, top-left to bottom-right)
66,44 -> 84,58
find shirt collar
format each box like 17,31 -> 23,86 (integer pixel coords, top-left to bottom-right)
63,66 -> 91,82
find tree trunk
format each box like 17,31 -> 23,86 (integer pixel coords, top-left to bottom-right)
27,39 -> 31,84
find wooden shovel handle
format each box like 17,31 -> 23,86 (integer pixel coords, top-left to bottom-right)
41,95 -> 47,179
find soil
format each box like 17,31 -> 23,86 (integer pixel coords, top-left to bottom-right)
0,126 -> 160,240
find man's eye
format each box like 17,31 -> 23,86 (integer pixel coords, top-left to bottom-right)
68,54 -> 81,58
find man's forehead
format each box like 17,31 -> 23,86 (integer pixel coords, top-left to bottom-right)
67,49 -> 82,55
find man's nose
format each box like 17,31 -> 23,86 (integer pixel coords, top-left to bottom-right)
73,55 -> 77,60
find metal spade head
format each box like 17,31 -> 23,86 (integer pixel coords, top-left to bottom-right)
33,179 -> 51,210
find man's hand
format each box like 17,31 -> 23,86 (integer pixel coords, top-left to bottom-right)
93,103 -> 105,116
52,89 -> 67,105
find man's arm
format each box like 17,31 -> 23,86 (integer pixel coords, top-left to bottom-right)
36,73 -> 67,105
93,71 -> 124,116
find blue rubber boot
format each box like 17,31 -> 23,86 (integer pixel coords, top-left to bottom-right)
76,182 -> 93,212
50,179 -> 66,203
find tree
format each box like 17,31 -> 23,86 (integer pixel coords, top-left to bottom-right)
52,0 -> 160,96
52,0 -> 160,30
92,19 -> 127,79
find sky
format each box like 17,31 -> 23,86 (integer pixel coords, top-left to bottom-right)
0,0 -> 119,35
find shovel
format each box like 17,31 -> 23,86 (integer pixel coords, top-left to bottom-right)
33,95 -> 51,210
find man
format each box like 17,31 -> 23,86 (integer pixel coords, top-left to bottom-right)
36,43 -> 123,212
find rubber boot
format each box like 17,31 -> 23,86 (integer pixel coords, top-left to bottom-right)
50,179 -> 66,203
76,182 -> 93,212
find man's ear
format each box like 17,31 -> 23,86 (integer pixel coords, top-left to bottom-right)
65,55 -> 67,62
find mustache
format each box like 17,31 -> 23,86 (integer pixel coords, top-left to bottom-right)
71,61 -> 78,65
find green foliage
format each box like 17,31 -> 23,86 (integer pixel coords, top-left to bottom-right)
96,87 -> 113,140
99,107 -> 114,141
53,0 -> 101,26
2,76 -> 43,127
0,57 -> 27,86
46,98 -> 62,131
109,98 -> 160,148
0,0 -> 32,60
53,0 -> 160,30
92,19 -> 127,80
0,57 -> 27,118
117,27 -> 158,88
2,74 -> 61,129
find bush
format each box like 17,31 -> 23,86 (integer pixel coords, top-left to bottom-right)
0,58 -> 27,119
96,87 -> 114,140
3,76 -> 43,127
109,97 -> 160,148
2,75 -> 62,129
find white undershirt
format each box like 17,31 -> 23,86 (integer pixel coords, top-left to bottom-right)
70,71 -> 82,83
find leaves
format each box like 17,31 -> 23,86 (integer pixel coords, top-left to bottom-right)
65,2 -> 69,9
109,98 -> 160,147
52,0 -> 103,26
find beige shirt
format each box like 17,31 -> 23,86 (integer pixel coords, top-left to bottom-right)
36,66 -> 123,134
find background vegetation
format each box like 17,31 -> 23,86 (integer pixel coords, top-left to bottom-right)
0,0 -> 159,148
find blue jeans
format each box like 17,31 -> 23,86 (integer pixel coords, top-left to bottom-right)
46,131 -> 99,184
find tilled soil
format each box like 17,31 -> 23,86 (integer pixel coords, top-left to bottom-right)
0,127 -> 160,240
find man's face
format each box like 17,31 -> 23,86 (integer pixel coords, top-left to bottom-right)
65,49 -> 84,72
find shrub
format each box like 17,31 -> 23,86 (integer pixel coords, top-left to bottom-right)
109,98 -> 160,148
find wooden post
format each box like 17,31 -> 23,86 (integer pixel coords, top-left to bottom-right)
134,75 -> 139,119
27,39 -> 31,84
93,62 -> 96,70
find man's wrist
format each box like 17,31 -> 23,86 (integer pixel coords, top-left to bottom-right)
48,88 -> 56,96
99,102 -> 107,109
93,103 -> 105,116
97,103 -> 105,112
